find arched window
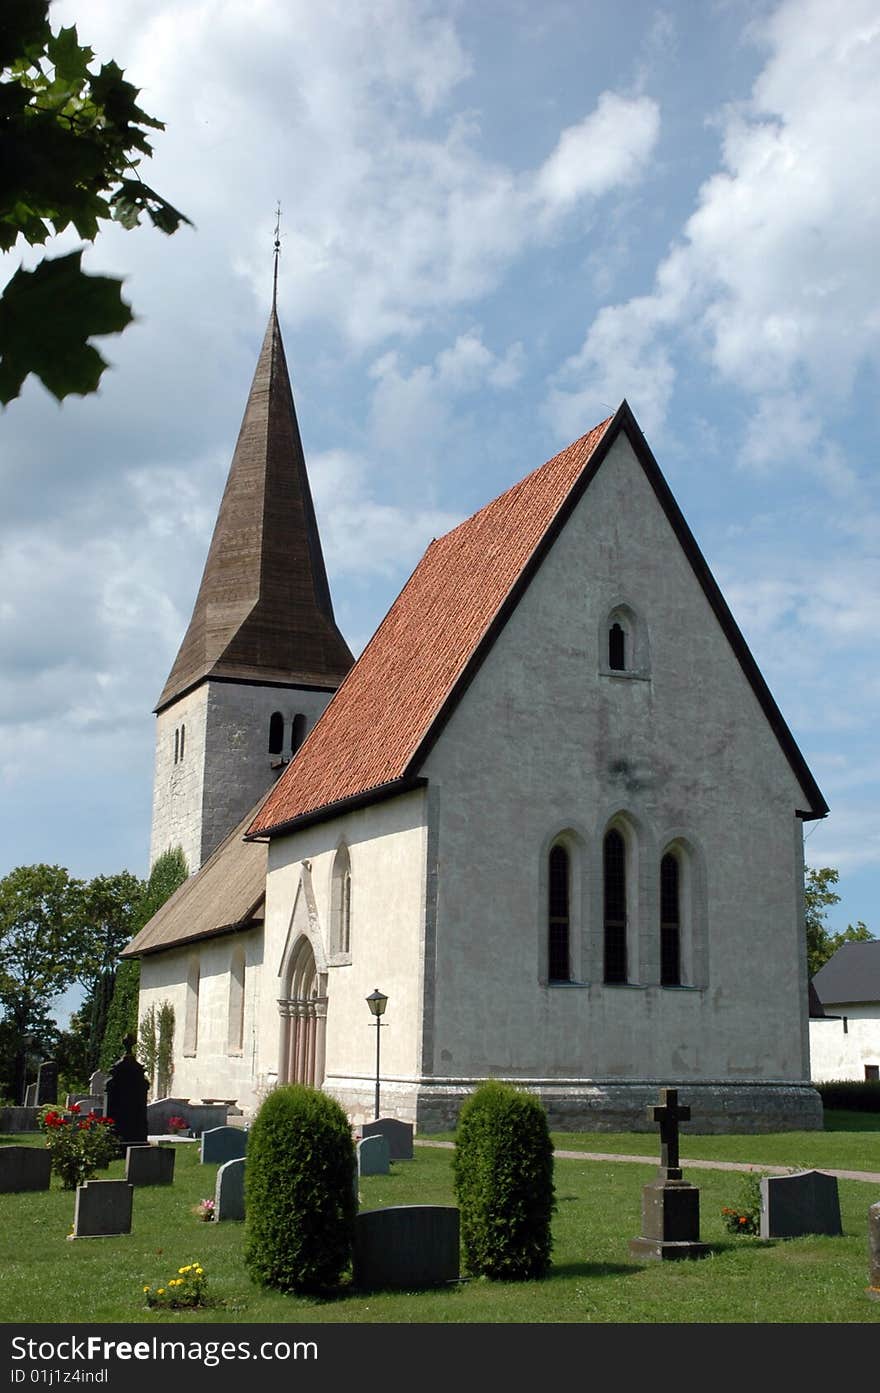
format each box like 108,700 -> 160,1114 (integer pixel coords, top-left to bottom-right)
173,728 -> 179,764
227,946 -> 246,1053
330,845 -> 352,958
548,845 -> 570,981
660,853 -> 681,986
291,713 -> 307,755
179,724 -> 185,761
603,829 -> 627,983
183,956 -> 200,1056
608,622 -> 626,671
268,711 -> 284,755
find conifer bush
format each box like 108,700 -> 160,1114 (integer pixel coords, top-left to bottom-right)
244,1084 -> 356,1294
452,1079 -> 556,1280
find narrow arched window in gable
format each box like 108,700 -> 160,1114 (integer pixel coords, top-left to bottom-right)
548,844 -> 570,981
173,727 -> 179,764
603,829 -> 627,983
291,713 -> 307,755
179,723 -> 185,761
268,711 -> 284,755
608,622 -> 626,671
227,945 -> 246,1053
330,844 -> 352,958
660,852 -> 682,986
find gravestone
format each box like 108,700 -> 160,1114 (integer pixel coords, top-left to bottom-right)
89,1069 -> 109,1100
214,1157 -> 246,1221
24,1084 -> 37,1108
0,1107 -> 40,1134
67,1095 -> 103,1114
361,1117 -> 413,1160
629,1087 -> 710,1262
358,1135 -> 390,1176
868,1201 -> 880,1300
200,1126 -> 247,1165
69,1179 -> 133,1238
125,1145 -> 175,1186
353,1206 -> 460,1288
0,1144 -> 52,1192
36,1060 -> 58,1105
759,1170 -> 843,1239
146,1098 -> 227,1137
105,1034 -> 149,1149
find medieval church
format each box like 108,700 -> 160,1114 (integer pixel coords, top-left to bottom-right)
123,304 -> 829,1133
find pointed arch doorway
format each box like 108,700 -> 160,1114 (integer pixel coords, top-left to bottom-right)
277,935 -> 328,1087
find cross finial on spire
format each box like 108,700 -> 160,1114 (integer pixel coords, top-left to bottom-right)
272,201 -> 282,309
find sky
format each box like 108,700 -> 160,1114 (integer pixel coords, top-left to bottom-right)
2,0 -> 878,967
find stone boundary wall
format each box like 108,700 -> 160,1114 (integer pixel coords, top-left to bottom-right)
0,1107 -> 41,1133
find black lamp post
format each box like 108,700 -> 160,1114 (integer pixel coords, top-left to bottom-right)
366,988 -> 388,1119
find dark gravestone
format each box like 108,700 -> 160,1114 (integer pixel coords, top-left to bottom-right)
35,1060 -> 58,1105
361,1117 -> 413,1161
629,1087 -> 710,1262
125,1145 -> 175,1186
358,1135 -> 390,1175
868,1201 -> 880,1301
70,1179 -> 133,1238
214,1157 -> 246,1221
759,1170 -> 842,1239
353,1206 -> 460,1289
0,1144 -> 52,1192
200,1126 -> 247,1165
105,1034 -> 149,1149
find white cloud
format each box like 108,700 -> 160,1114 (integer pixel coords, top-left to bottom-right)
534,93 -> 661,210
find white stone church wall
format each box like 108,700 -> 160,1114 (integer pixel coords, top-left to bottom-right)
418,430 -> 816,1128
809,1007 -> 880,1081
261,788 -> 428,1124
137,927 -> 263,1109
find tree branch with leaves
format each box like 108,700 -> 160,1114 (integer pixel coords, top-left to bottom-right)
0,0 -> 191,403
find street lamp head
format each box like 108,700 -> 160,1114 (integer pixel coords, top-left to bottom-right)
366,988 -> 388,1018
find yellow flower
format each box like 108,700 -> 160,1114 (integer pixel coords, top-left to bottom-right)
157,1289 -> 165,1296
142,1286 -> 150,1293
178,1267 -> 186,1274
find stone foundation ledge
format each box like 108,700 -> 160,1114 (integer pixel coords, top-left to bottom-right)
322,1076 -> 823,1135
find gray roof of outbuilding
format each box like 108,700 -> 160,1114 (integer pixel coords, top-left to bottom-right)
812,939 -> 880,1006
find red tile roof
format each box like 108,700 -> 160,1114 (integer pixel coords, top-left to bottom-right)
247,416 -> 614,836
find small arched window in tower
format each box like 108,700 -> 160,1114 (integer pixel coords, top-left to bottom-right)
173,728 -> 179,765
291,713 -> 307,755
660,852 -> 682,986
548,844 -> 570,982
268,711 -> 284,755
603,829 -> 627,983
179,724 -> 185,761
609,622 -> 626,671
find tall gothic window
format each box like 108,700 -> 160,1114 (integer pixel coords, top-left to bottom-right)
173,728 -> 179,764
603,829 -> 627,983
268,711 -> 284,755
183,956 -> 200,1056
548,844 -> 570,981
227,946 -> 246,1053
179,724 -> 185,760
660,853 -> 682,986
330,844 -> 352,957
608,622 -> 626,671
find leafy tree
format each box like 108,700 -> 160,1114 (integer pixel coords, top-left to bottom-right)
0,863 -> 86,1101
805,866 -> 874,980
1,0 -> 191,404
98,847 -> 188,1067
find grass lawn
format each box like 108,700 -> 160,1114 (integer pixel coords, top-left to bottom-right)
0,1114 -> 878,1325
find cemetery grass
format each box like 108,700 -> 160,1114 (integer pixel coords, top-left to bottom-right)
0,1123 -> 878,1325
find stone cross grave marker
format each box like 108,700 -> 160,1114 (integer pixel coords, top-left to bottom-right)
0,1145 -> 52,1192
628,1086 -> 710,1262
759,1170 -> 842,1239
69,1179 -> 133,1239
105,1034 -> 149,1149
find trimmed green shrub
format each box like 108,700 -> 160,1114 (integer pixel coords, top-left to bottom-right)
244,1084 -> 356,1294
452,1079 -> 556,1280
818,1079 -> 880,1112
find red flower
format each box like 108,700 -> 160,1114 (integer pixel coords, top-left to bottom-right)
69,1102 -> 81,1114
